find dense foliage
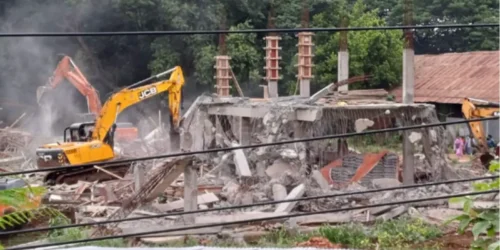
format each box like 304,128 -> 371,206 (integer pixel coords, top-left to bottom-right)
0,0 -> 497,104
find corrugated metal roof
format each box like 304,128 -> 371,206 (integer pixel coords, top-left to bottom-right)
392,51 -> 500,104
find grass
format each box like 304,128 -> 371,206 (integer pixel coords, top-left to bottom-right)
154,218 -> 443,249
4,216 -> 443,249
347,134 -> 402,153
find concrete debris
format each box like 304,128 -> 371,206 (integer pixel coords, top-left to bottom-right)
408,132 -> 422,143
5,94 -> 494,247
371,178 -> 401,189
354,118 -> 374,132
275,184 -> 306,213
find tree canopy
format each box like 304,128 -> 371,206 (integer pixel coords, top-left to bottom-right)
0,0 -> 497,104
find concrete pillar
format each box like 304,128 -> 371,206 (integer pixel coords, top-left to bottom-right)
169,131 -> 180,152
264,36 -> 281,98
402,46 -> 415,185
402,48 -> 415,103
183,166 -> 197,224
214,56 -> 232,97
299,79 -> 310,97
337,50 -> 349,93
268,81 -> 278,98
239,117 -> 251,145
133,165 -> 144,193
296,32 -> 314,97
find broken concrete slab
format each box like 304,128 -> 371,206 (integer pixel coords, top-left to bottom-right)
312,170 -> 330,190
231,142 -> 252,177
425,208 -> 463,223
354,118 -> 374,133
122,224 -> 223,237
195,212 -> 288,224
274,184 -> 305,213
140,235 -> 184,244
290,212 -> 352,225
266,159 -> 297,179
378,205 -> 407,221
153,193 -> 219,212
272,184 -> 287,201
371,178 -> 401,189
408,132 -> 422,143
369,205 -> 395,216
449,200 -> 499,210
146,157 -> 193,201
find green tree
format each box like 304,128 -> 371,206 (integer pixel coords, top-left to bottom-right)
388,0 -> 499,53
313,0 -> 403,90
227,21 -> 261,91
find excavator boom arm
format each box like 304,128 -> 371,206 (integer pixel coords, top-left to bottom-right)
91,66 -> 184,141
462,98 -> 500,161
42,56 -> 102,114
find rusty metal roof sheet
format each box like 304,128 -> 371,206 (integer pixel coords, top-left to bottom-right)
392,51 -> 500,104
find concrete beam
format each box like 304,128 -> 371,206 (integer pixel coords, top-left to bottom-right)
183,165 -> 197,224
274,184 -> 305,213
208,106 -> 269,118
208,105 -> 322,122
337,50 -> 349,93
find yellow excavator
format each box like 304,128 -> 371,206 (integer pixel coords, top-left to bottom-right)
462,97 -> 500,167
35,66 -> 185,185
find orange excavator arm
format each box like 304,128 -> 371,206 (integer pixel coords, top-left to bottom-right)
37,55 -> 102,115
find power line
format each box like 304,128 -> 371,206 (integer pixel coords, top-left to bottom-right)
3,116 -> 497,177
0,24 -> 497,37
2,175 -> 497,237
7,189 -> 498,250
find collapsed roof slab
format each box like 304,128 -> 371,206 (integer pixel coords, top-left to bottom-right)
201,96 -> 435,122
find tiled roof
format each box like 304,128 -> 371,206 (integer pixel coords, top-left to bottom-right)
392,51 -> 499,104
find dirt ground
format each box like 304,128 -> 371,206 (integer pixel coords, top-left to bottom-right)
412,231 -> 474,250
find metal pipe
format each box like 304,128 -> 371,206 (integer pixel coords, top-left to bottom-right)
126,67 -> 176,89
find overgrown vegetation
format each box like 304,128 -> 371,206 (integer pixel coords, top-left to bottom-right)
348,133 -> 402,153
446,160 -> 500,250
319,218 -> 442,249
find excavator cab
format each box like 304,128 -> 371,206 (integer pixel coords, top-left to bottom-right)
64,122 -> 95,142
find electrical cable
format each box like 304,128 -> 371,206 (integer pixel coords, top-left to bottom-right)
1,175 -> 497,237
0,24 -> 497,37
7,189 -> 498,250
3,116 -> 497,177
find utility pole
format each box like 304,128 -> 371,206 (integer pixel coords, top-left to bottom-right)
402,0 -> 415,185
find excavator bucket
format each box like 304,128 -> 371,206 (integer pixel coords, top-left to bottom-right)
480,153 -> 495,168
36,86 -> 51,104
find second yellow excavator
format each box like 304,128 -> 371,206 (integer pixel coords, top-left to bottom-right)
462,97 -> 500,167
35,66 -> 185,185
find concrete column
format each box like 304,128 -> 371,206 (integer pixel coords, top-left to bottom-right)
264,36 -> 281,98
299,79 -> 310,97
268,81 -> 278,98
337,50 -> 349,93
183,166 -> 197,224
169,131 -> 180,152
214,56 -> 232,97
402,48 -> 415,103
133,165 -> 144,193
239,117 -> 251,145
402,48 -> 415,185
296,32 -> 314,97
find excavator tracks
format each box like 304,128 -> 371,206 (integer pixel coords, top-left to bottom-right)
43,163 -> 132,185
